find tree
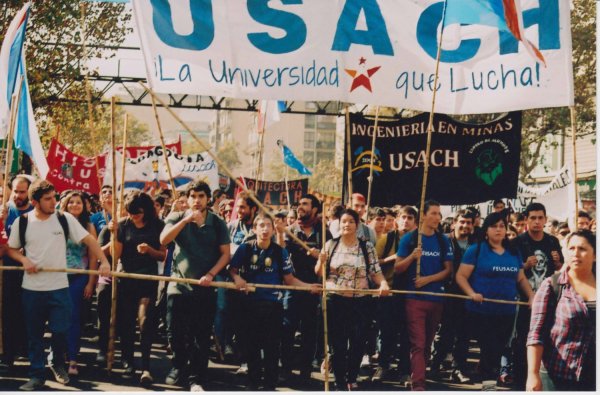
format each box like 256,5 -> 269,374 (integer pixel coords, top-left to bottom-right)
0,1 -> 132,156
519,0 -> 595,178
308,159 -> 342,198
216,139 -> 242,171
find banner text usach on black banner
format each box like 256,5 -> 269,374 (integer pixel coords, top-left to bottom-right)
343,112 -> 522,206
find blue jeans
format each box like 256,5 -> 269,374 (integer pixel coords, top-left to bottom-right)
213,274 -> 232,349
23,288 -> 72,379
67,274 -> 88,361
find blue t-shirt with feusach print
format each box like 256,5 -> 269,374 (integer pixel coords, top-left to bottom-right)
230,241 -> 294,303
461,242 -> 522,316
397,232 -> 453,302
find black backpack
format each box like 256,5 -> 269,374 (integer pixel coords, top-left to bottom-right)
19,212 -> 70,254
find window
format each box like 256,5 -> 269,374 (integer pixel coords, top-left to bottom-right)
304,132 -> 315,149
305,115 -> 316,128
303,151 -> 314,167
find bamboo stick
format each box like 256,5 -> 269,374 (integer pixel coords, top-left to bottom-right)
107,97 -> 118,372
365,106 -> 380,214
321,203 -> 330,391
344,106 -> 353,203
416,1 -> 448,279
118,114 -> 128,215
0,265 -> 527,306
569,106 -> 579,225
0,82 -> 22,355
150,95 -> 178,194
79,1 -> 103,196
138,83 -> 312,253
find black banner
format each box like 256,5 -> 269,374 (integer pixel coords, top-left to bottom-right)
344,112 -> 522,206
243,177 -> 308,206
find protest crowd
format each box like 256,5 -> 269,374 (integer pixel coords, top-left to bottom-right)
0,175 -> 594,392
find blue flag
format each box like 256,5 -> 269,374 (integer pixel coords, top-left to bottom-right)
277,140 -> 312,176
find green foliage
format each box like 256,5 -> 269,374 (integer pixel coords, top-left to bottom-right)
0,1 -> 132,157
308,159 -> 342,197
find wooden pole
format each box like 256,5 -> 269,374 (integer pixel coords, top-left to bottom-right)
118,114 -> 128,215
321,203 -> 330,391
0,265 -> 529,306
0,80 -> 23,355
139,83 -> 313,253
416,2 -> 448,279
344,106 -> 353,204
79,1 -> 103,194
365,106 -> 380,214
284,166 -> 291,212
150,95 -> 178,194
107,97 -> 118,372
255,119 -> 266,193
569,106 -> 579,225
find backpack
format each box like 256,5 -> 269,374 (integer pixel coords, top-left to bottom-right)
19,212 -> 70,254
382,230 -> 400,258
325,237 -> 375,288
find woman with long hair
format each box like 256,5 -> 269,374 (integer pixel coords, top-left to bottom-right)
316,208 -> 389,391
455,211 -> 534,390
114,191 -> 166,386
60,191 -> 98,376
526,230 -> 596,391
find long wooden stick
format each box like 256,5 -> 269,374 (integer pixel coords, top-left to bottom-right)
79,1 -> 103,194
416,2 -> 448,279
150,95 -> 178,194
118,114 -> 128,214
365,106 -> 380,214
0,81 -> 22,355
107,97 -> 118,372
138,83 -> 312,253
284,166 -> 291,211
255,122 -> 266,193
569,106 -> 579,225
0,266 -> 528,306
321,203 -> 330,391
344,106 -> 353,203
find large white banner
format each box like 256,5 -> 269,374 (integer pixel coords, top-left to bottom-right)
103,147 -> 219,193
441,166 -> 577,221
132,0 -> 573,115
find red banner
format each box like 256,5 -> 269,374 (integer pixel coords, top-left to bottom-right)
45,136 -> 183,195
46,139 -> 101,194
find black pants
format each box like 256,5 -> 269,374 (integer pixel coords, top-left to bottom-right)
240,298 -> 283,389
167,288 -> 217,385
512,306 -> 530,388
117,278 -> 157,370
431,297 -> 470,371
469,311 -> 515,381
281,291 -> 319,374
96,282 -> 112,354
1,268 -> 26,363
328,296 -> 371,387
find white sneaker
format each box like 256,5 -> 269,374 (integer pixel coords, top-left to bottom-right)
190,383 -> 204,392
482,380 -> 497,391
235,363 -> 248,375
360,354 -> 370,368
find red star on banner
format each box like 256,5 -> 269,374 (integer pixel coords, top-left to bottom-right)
345,64 -> 381,93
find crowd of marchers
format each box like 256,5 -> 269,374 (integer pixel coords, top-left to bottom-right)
0,175 -> 595,392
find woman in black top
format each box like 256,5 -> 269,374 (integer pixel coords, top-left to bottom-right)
114,191 -> 166,385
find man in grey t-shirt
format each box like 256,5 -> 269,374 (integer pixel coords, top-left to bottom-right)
160,180 -> 230,391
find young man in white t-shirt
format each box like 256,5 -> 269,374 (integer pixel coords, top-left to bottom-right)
7,180 -> 110,391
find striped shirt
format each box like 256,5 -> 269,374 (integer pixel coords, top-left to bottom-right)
527,269 -> 596,381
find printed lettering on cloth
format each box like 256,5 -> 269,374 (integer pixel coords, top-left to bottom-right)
343,112 -> 522,206
132,0 -> 573,114
46,138 -> 100,194
242,177 -> 308,207
95,136 -> 182,174
103,147 -> 219,193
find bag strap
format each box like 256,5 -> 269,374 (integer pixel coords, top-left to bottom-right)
19,214 -> 28,251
